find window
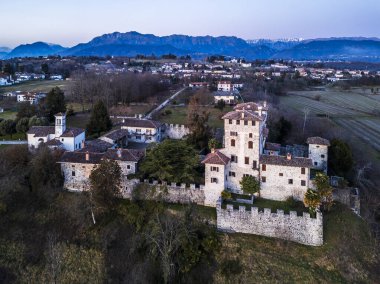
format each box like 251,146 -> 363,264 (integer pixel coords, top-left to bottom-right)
252,121 -> 256,126
229,119 -> 232,124
261,176 -> 266,182
136,135 -> 141,140
321,154 -> 325,158
252,160 -> 257,169
72,171 -> 75,177
243,174 -> 252,177
244,120 -> 248,125
288,179 -> 293,184
136,129 -> 141,133
245,157 -> 249,165
230,131 -> 238,136
231,155 -> 238,163
229,171 -> 236,177
249,133 -> 253,138
279,173 -> 283,176
301,180 -> 306,186
127,165 -> 131,170
314,162 -> 318,166
211,178 -> 218,183
236,120 -> 240,125
301,167 -> 305,174
61,138 -> 64,142
262,164 -> 266,171
231,139 -> 235,147
248,141 -> 253,149
211,166 -> 219,172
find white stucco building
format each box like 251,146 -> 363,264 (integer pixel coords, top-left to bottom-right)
120,118 -> 163,143
27,113 -> 85,151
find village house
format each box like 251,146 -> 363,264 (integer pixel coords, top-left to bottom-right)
17,92 -> 46,105
58,148 -> 145,191
27,112 -> 85,151
213,91 -> 239,105
120,118 -> 163,143
217,81 -> 243,92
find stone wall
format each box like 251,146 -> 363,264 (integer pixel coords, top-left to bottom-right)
121,179 -> 205,205
216,199 -> 323,246
164,124 -> 190,140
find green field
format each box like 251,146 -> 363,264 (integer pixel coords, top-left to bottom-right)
0,80 -> 72,94
0,110 -> 17,120
281,87 -> 380,152
156,105 -> 232,128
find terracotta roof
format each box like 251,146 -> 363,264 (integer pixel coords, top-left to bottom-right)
202,150 -> 230,165
265,142 -> 281,151
260,154 -> 313,168
60,127 -> 85,138
27,126 -> 55,137
102,129 -> 129,140
222,109 -> 263,121
306,137 -> 330,146
234,102 -> 269,111
79,139 -> 114,153
103,148 -> 145,162
58,151 -> 103,164
45,139 -> 63,146
121,118 -> 162,129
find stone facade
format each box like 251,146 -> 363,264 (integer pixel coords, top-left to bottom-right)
204,163 -> 227,207
164,124 -> 190,140
216,200 -> 323,246
308,144 -> 328,172
61,162 -> 94,191
260,164 -> 310,201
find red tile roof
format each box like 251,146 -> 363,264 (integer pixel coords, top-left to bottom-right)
306,137 -> 330,146
260,155 -> 313,168
202,150 -> 230,165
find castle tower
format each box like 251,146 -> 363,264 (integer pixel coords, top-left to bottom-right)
306,137 -> 330,173
219,102 -> 268,191
55,112 -> 66,137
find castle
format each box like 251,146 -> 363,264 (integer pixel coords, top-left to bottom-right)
202,101 -> 330,206
55,101 -> 330,246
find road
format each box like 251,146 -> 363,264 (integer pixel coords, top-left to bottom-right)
0,140 -> 27,145
144,87 -> 187,119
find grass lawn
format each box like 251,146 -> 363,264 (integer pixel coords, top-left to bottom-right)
157,105 -> 232,128
0,132 -> 26,141
0,80 -> 72,94
0,111 -> 17,120
222,197 -> 308,215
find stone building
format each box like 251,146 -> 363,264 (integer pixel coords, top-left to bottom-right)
202,101 -> 330,206
58,148 -> 145,191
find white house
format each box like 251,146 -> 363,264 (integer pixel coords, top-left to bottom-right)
27,113 -> 85,151
217,81 -> 243,92
17,92 -> 46,105
213,91 -> 238,105
120,118 -> 163,143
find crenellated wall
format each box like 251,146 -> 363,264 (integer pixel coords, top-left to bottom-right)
121,178 -> 205,205
216,199 -> 323,246
164,124 -> 190,140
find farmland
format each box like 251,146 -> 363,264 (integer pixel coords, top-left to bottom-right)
280,87 -> 380,152
0,80 -> 72,94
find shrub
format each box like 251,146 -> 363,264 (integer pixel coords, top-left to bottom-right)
221,190 -> 232,200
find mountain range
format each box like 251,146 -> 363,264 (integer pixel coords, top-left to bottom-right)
1,31 -> 380,62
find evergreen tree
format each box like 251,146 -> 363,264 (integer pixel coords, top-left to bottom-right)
16,117 -> 30,133
0,119 -> 16,138
328,138 -> 353,177
45,87 -> 66,121
86,101 -> 112,137
239,175 -> 260,195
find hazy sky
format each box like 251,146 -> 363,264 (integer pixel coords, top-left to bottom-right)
1,0 -> 380,48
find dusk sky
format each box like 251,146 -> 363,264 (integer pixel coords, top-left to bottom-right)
2,0 -> 380,48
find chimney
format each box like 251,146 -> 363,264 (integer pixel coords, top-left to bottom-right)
286,153 -> 292,160
263,101 -> 267,108
117,148 -> 122,158
81,141 -> 85,149
211,148 -> 215,154
241,111 -> 244,119
258,106 -> 263,116
85,151 -> 90,161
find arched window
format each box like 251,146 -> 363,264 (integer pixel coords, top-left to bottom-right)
248,141 -> 253,149
231,139 -> 235,147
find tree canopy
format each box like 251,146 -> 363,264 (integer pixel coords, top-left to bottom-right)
328,138 -> 353,177
139,140 -> 200,184
86,100 -> 112,137
239,175 -> 260,195
45,87 -> 66,121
